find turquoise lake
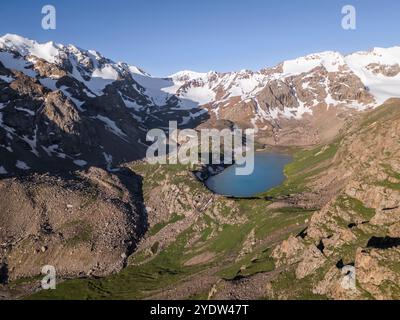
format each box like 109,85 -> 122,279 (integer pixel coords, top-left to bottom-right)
205,153 -> 292,197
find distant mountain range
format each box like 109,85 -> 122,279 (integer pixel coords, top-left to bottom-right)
1,33 -> 400,175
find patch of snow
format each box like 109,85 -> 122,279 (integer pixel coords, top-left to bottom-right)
169,70 -> 209,81
21,127 -> 39,157
15,106 -> 35,116
119,92 -> 143,111
345,46 -> 400,105
95,115 -> 128,140
68,56 -> 118,95
282,51 -> 345,76
0,111 -> 16,135
102,152 -> 119,172
83,88 -> 96,98
73,159 -> 87,167
39,77 -> 58,90
58,85 -> 85,111
302,81 -> 311,90
16,160 -> 30,170
293,100 -> 313,119
0,51 -> 37,77
130,112 -> 143,123
0,75 -> 14,83
92,64 -> 119,81
0,166 -> 7,174
131,72 -> 173,106
228,76 -> 262,99
128,65 -> 149,76
179,108 -> 208,125
42,144 -> 59,156
177,86 -> 216,108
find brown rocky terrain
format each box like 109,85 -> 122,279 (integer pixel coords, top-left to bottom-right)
269,100 -> 400,299
0,167 -> 146,289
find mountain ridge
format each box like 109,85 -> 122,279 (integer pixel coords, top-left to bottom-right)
2,33 -> 400,172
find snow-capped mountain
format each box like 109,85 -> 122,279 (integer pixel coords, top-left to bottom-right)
129,45 -> 400,131
2,34 -> 400,118
157,49 -> 400,113
1,33 -> 400,175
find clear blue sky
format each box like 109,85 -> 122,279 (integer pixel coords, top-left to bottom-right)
1,0 -> 399,76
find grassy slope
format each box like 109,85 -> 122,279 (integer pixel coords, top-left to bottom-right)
27,156 -> 323,299
25,101 -> 400,300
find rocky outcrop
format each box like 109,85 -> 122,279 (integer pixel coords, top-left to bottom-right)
0,63 -> 149,175
367,63 -> 400,77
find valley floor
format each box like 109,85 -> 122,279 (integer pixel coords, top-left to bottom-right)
2,101 -> 400,300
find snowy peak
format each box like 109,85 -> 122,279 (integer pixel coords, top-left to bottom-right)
165,46 -> 400,116
0,34 -> 149,95
347,46 -> 400,66
344,46 -> 400,104
0,33 -> 62,64
169,70 -> 211,81
282,51 -> 347,75
128,65 -> 150,77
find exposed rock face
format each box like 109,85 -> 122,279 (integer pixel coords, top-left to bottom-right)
29,56 -> 68,79
355,247 -> 400,300
40,91 -> 81,135
272,235 -> 306,267
0,62 -> 147,175
257,80 -> 299,112
295,246 -> 326,279
367,63 -> 400,77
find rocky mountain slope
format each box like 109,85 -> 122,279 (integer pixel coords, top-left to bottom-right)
2,34 -> 400,176
0,167 -> 147,298
0,34 -> 208,176
271,100 -> 400,299
21,101 -> 400,300
134,45 -> 400,145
